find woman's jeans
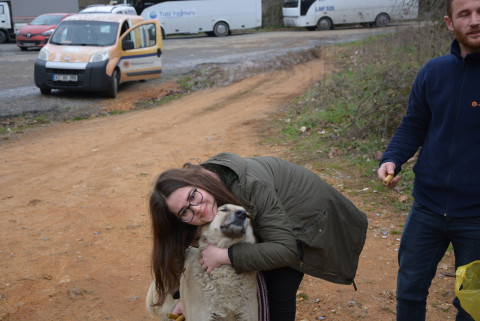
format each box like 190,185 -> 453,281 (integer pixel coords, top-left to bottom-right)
396,200 -> 480,321
261,266 -> 304,321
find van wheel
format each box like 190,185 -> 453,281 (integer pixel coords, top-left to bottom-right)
40,88 -> 51,95
317,17 -> 332,31
0,31 -> 7,44
375,13 -> 390,27
106,69 -> 119,98
20,47 -> 28,51
213,22 -> 229,37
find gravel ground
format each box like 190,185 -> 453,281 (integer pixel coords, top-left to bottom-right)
0,46 -> 322,131
0,26 -> 407,130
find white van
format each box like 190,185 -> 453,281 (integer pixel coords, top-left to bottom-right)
34,14 -> 163,98
282,0 -> 418,30
0,0 -> 15,43
141,0 -> 262,37
79,4 -> 138,15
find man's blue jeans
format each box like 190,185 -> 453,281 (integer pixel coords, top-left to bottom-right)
396,200 -> 480,321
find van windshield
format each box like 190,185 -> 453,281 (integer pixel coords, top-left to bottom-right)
283,0 -> 299,8
50,20 -> 119,46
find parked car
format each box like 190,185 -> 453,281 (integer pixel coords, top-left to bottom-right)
16,13 -> 74,51
79,4 -> 137,15
34,14 -> 163,98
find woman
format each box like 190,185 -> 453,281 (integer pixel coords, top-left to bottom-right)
149,152 -> 368,320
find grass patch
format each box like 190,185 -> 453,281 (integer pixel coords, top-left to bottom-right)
297,292 -> 309,300
72,116 -> 87,122
447,243 -> 454,253
33,115 -> 50,125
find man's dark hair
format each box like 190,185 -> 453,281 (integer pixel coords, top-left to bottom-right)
447,0 -> 453,18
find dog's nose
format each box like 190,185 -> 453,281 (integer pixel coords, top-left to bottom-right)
234,209 -> 248,219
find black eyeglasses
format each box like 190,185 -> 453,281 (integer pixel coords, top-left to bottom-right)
178,186 -> 203,223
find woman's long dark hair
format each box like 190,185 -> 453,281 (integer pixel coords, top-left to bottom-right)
149,164 -> 243,306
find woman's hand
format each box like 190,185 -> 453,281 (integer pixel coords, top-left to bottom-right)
172,300 -> 185,319
200,240 -> 230,274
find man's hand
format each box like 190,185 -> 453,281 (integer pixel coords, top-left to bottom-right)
378,162 -> 401,189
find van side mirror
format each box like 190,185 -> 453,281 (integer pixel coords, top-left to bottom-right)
122,39 -> 134,50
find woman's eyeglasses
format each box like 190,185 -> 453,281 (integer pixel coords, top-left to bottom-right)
178,186 -> 203,223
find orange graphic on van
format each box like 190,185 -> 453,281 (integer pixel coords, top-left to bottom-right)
123,61 -> 130,69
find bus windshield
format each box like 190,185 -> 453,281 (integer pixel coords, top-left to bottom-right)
283,0 -> 299,8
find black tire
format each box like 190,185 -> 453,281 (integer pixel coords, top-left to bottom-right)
20,47 -> 28,51
0,31 -> 7,44
40,88 -> 51,95
375,13 -> 390,27
213,22 -> 229,37
305,26 -> 316,31
317,17 -> 332,31
106,69 -> 118,98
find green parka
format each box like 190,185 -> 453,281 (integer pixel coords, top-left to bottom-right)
201,153 -> 368,286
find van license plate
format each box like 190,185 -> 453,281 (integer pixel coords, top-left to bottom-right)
53,74 -> 78,82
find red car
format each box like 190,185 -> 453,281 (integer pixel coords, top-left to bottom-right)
16,13 -> 74,51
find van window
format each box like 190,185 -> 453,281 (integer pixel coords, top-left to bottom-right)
300,0 -> 315,15
126,23 -> 156,49
50,20 -> 120,46
283,0 -> 299,8
120,21 -> 130,35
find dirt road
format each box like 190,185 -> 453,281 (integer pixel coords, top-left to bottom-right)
0,51 -> 457,320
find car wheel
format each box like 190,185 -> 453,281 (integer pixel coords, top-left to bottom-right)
106,69 -> 119,98
40,88 -> 51,95
213,22 -> 229,37
20,47 -> 28,51
375,13 -> 390,27
317,17 -> 332,31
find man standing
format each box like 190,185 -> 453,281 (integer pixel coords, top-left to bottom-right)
377,0 -> 480,320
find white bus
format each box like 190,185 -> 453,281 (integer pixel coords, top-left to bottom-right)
282,0 -> 418,30
141,0 -> 262,37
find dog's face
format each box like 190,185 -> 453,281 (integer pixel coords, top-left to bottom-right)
200,204 -> 255,249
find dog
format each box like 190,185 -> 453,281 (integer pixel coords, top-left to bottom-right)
146,204 -> 258,321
